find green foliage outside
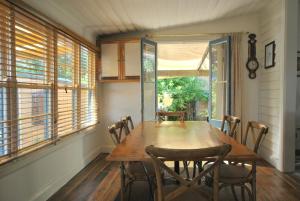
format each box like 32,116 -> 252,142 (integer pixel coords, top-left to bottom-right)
157,77 -> 209,114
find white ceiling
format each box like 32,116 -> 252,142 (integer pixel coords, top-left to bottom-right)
25,0 -> 268,43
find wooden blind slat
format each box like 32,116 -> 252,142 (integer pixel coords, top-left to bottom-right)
0,2 -> 98,164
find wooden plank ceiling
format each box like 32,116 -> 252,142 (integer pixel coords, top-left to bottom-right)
25,0 -> 268,43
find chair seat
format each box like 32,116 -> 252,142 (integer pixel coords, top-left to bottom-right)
162,184 -> 212,201
204,163 -> 250,180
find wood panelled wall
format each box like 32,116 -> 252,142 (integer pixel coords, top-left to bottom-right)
257,0 -> 283,169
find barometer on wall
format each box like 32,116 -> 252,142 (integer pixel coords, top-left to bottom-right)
246,33 -> 259,79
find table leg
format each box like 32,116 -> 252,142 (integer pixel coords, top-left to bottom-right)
174,161 -> 180,184
251,161 -> 256,201
174,161 -> 180,174
120,162 -> 126,201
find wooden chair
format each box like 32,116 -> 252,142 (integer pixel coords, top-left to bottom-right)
108,120 -> 129,145
156,111 -> 185,122
146,144 -> 232,201
193,115 -> 240,178
205,121 -> 268,201
122,115 -> 134,134
108,120 -> 154,201
156,111 -> 190,178
220,115 -> 241,140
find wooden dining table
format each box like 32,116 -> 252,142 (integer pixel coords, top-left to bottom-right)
107,121 -> 261,201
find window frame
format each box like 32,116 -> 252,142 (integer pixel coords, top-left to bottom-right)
0,2 -> 98,165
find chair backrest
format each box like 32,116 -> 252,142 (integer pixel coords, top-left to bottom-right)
145,144 -> 232,201
156,111 -> 185,122
220,115 -> 240,139
108,120 -> 128,145
122,115 -> 134,133
243,121 -> 268,153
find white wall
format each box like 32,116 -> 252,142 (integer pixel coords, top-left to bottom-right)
256,0 -> 284,169
256,0 -> 298,171
0,125 -> 102,201
99,83 -> 141,151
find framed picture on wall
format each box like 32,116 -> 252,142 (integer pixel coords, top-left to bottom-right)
265,41 -> 276,68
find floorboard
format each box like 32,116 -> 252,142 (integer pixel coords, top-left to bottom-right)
48,154 -> 300,201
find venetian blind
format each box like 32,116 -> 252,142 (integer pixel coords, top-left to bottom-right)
80,46 -> 97,128
0,2 -> 98,163
15,11 -> 55,150
0,3 -> 11,156
57,33 -> 79,137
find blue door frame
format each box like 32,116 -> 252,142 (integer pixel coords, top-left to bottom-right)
208,36 -> 232,128
141,38 -> 157,122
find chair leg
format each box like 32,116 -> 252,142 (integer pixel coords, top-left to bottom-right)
197,161 -> 203,172
140,162 -> 154,201
120,164 -> 126,201
147,177 -> 154,201
231,185 -> 239,201
193,161 -> 197,178
245,184 -> 254,201
127,182 -> 132,201
197,161 -> 203,185
161,171 -> 165,185
183,161 -> 190,179
241,186 -> 246,201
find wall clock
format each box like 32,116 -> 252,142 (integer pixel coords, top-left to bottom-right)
246,33 -> 259,79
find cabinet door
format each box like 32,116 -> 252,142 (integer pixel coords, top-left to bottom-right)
124,42 -> 141,77
101,43 -> 119,78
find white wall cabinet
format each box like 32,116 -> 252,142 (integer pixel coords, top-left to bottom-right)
100,40 -> 140,82
101,43 -> 119,78
124,42 -> 141,77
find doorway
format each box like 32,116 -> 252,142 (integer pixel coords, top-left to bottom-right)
141,37 -> 232,128
157,41 -> 209,121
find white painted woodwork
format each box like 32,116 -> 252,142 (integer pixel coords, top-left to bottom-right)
280,0 -> 298,172
101,43 -> 119,77
257,0 -> 283,169
297,78 -> 300,149
296,1 -> 300,151
124,42 -> 141,76
25,0 -> 269,43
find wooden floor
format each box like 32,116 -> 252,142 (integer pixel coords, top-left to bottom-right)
48,153 -> 300,201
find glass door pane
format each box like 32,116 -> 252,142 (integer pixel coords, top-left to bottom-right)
209,36 -> 231,128
141,38 -> 157,121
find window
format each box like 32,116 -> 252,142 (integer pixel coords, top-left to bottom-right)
32,91 -> 46,126
0,3 -> 11,157
0,2 -> 98,163
15,12 -> 54,150
80,46 -> 97,128
57,34 -> 79,136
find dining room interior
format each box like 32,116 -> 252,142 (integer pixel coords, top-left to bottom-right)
0,0 -> 300,201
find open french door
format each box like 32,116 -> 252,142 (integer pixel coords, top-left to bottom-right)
141,38 -> 157,121
208,36 -> 232,128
